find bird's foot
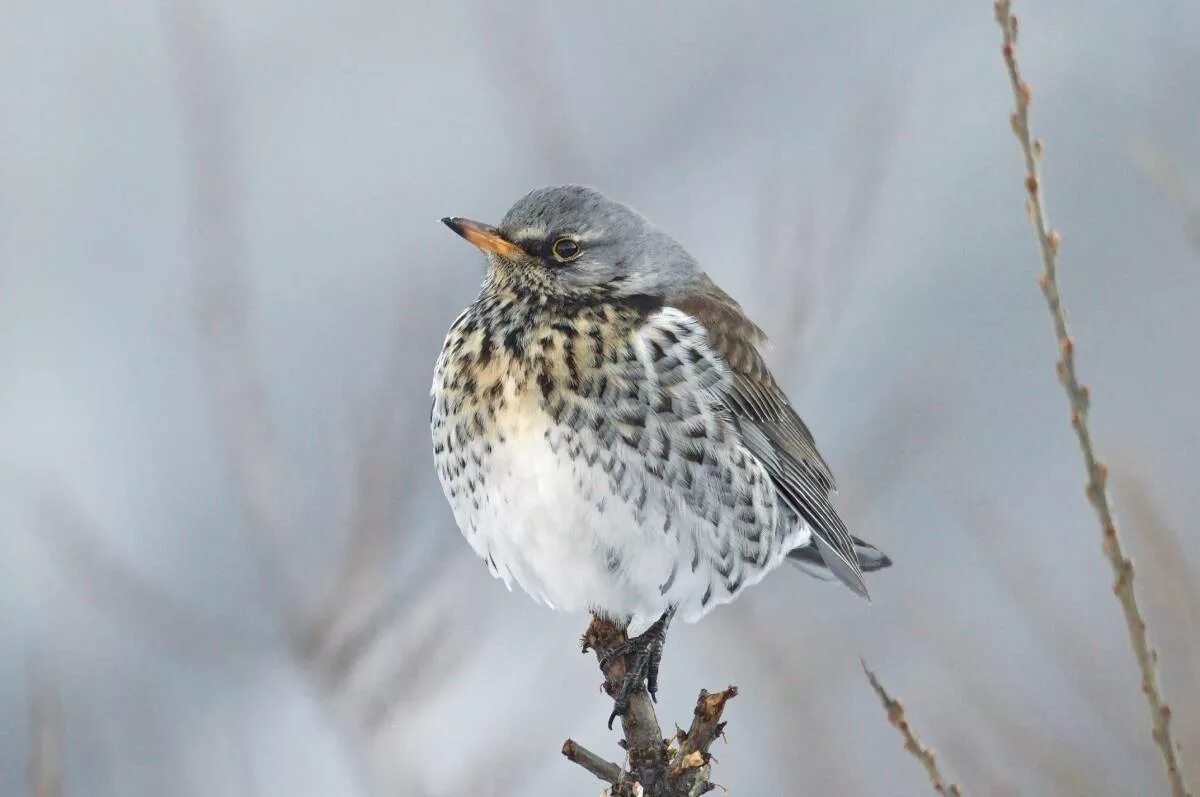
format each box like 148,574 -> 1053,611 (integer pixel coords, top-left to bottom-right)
599,608 -> 674,729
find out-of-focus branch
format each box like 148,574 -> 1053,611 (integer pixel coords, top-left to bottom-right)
1115,473 -> 1200,644
765,83 -> 901,373
37,494 -> 257,657
159,0 -> 293,613
566,616 -> 736,795
303,392 -> 425,662
477,4 -> 586,176
1131,134 -> 1200,254
899,583 -> 1109,795
157,9 -> 477,793
28,663 -> 62,797
993,4 -> 1192,796
862,661 -> 962,797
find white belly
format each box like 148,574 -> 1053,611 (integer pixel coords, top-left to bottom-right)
449,414 -> 686,626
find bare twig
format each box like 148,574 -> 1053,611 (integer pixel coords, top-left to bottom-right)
862,661 -> 962,797
993,4 -> 1192,796
571,616 -> 736,796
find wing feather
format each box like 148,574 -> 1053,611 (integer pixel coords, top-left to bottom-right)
672,279 -> 868,597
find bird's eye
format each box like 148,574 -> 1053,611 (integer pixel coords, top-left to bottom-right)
551,236 -> 582,262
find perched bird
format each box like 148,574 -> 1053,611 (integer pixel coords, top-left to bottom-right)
431,185 -> 890,721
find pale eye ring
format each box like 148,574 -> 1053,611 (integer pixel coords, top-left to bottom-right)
551,236 -> 582,262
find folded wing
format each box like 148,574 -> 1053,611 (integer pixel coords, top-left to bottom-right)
671,279 -> 869,598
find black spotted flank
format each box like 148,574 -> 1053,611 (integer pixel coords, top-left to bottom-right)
477,334 -> 494,366
551,321 -> 578,339
537,370 -> 554,401
503,327 -> 524,357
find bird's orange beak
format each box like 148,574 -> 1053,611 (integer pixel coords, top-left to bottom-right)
442,217 -> 523,259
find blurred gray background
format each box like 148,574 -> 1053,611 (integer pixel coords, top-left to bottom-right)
3,1 -> 1199,795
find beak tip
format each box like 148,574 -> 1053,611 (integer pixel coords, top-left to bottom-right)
441,215 -> 518,258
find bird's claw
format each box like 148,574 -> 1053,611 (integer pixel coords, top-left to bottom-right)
599,610 -> 673,729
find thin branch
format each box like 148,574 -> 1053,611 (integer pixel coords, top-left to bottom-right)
862,661 -> 962,797
993,4 -> 1193,796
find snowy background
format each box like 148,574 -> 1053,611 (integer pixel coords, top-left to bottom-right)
3,1 -> 1199,794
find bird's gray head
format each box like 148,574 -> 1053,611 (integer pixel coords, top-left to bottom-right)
443,185 -> 702,303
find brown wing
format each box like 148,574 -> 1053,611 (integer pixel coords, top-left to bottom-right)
673,278 -> 868,597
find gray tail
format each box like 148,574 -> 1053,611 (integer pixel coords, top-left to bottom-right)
787,536 -> 891,594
